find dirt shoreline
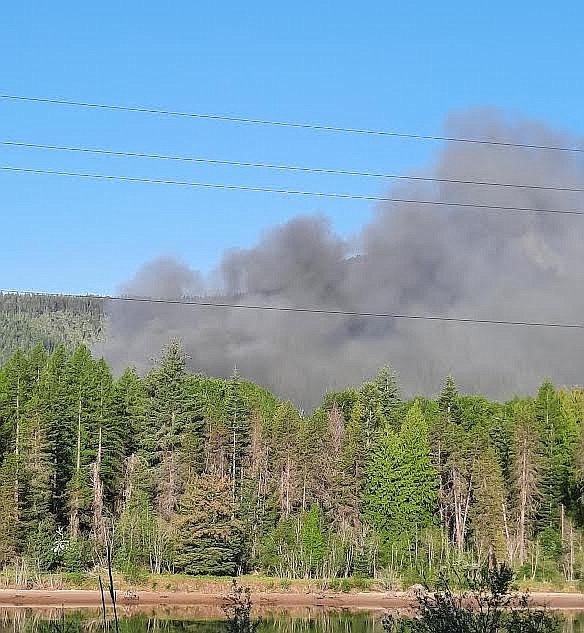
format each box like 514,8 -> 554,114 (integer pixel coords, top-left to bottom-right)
0,590 -> 582,611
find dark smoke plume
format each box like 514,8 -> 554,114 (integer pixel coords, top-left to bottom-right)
97,109 -> 584,408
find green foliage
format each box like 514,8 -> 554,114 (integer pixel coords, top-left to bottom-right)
300,504 -> 325,577
174,474 -> 242,575
25,520 -> 57,571
222,579 -> 261,633
366,402 -> 437,545
382,563 -> 562,633
0,293 -> 103,364
0,338 -> 583,586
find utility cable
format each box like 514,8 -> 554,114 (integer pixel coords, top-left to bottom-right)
2,94 -> 583,154
3,289 -> 584,330
3,140 -> 584,193
2,165 -> 584,216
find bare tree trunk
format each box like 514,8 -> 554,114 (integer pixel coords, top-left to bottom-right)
69,395 -> 83,538
92,426 -> 105,544
14,382 -> 19,508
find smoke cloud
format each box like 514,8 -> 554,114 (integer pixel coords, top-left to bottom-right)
97,109 -> 584,409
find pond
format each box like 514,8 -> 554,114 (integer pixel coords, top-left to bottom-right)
1,610 -> 584,633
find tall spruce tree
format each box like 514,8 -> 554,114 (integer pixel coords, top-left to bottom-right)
224,368 -> 250,502
144,340 -> 203,520
366,402 -> 437,546
174,473 -> 242,575
373,365 -> 401,425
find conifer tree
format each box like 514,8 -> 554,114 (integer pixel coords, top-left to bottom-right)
175,473 -> 242,575
224,368 -> 250,502
20,383 -> 53,538
64,345 -> 95,537
337,402 -> 366,532
0,455 -> 19,563
300,504 -> 325,577
373,365 -> 401,425
365,402 -> 437,545
40,346 -> 71,525
144,340 -> 203,520
438,375 -> 461,425
535,381 -> 570,531
510,399 -> 540,565
270,401 -> 301,516
470,443 -> 507,561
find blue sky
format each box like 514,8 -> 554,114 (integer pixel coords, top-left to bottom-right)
2,1 -> 583,294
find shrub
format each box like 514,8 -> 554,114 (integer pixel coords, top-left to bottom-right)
382,563 -> 562,633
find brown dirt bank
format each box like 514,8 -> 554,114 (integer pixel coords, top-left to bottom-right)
0,590 -> 582,612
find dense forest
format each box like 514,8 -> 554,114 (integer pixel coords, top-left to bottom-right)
1,337 -> 584,585
0,293 -> 104,362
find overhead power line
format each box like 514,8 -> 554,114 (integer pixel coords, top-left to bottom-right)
3,289 -> 584,330
4,140 -> 584,194
2,164 -> 584,217
2,93 -> 583,154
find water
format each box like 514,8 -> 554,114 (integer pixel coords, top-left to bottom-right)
0,609 -> 583,633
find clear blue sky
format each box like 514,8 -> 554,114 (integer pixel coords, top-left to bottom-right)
2,1 -> 583,294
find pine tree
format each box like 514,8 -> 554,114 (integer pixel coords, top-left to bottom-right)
535,381 -> 569,531
438,375 -> 461,425
373,365 -> 401,425
40,346 -> 71,526
144,340 -> 203,520
0,455 -> 19,563
64,345 -> 95,537
224,368 -> 250,503
337,402 -> 366,532
117,454 -> 156,570
174,473 -> 242,575
20,382 -> 53,538
0,349 -> 35,518
270,401 -> 301,516
300,504 -> 325,577
365,402 -> 437,545
510,400 -> 540,565
356,381 -> 385,444
470,443 -> 507,561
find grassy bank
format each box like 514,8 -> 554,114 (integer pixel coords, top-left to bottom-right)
0,570 -> 583,595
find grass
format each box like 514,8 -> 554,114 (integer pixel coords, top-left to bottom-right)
0,570 -> 581,594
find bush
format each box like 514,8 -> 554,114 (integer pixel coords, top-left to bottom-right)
120,561 -> 148,585
25,521 -> 57,572
382,563 -> 562,633
60,538 -> 90,573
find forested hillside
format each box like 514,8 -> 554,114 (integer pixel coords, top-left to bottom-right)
0,293 -> 104,362
0,339 -> 583,584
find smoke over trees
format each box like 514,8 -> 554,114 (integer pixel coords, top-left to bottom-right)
98,109 -> 584,408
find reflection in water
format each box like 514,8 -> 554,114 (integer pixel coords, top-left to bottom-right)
0,610 -> 582,633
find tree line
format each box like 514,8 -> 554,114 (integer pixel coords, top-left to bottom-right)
1,339 -> 583,583
0,292 -> 104,363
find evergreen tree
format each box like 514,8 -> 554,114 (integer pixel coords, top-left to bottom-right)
510,399 -> 540,566
0,455 -> 19,563
535,381 -> 571,531
300,504 -> 325,577
373,365 -> 401,425
144,340 -> 203,520
470,443 -> 507,561
64,345 -> 95,537
365,402 -> 437,545
224,368 -> 250,500
438,375 -> 461,425
175,473 -> 242,575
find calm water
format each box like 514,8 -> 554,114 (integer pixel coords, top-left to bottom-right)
1,610 -> 584,633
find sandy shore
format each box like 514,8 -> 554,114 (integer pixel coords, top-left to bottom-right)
0,590 -> 582,611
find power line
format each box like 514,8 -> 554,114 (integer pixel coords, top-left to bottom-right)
3,289 -> 584,330
2,164 -> 584,216
4,140 -> 584,194
2,93 -> 583,154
